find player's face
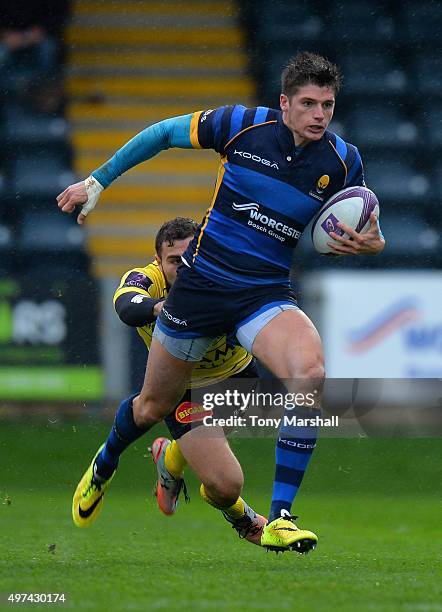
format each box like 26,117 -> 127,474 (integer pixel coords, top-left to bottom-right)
156,236 -> 194,287
280,84 -> 335,147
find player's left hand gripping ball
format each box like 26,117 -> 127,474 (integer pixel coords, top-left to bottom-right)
329,212 -> 385,256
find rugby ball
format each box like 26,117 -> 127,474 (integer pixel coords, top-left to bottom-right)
311,186 -> 380,254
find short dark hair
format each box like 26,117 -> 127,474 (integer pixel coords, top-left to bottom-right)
281,51 -> 342,98
155,217 -> 199,255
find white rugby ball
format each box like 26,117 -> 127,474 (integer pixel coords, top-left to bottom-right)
311,186 -> 380,254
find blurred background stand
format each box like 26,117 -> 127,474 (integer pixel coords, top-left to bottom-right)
0,0 -> 441,409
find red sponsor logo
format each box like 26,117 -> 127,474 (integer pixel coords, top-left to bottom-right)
175,402 -> 212,424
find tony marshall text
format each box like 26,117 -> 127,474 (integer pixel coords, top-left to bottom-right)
202,415 -> 339,428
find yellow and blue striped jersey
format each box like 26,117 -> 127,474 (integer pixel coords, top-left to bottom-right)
113,260 -> 253,388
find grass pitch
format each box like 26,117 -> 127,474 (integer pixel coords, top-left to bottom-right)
1,420 -> 441,611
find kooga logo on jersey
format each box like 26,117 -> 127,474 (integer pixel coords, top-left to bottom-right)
162,308 -> 187,326
233,149 -> 279,170
232,202 -> 301,241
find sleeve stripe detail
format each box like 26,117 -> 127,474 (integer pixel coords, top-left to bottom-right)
334,133 -> 348,161
346,149 -> 363,184
190,111 -> 203,148
213,107 -> 225,148
223,120 -> 277,151
228,105 -> 246,141
253,106 -> 269,124
328,139 -> 348,186
192,156 -> 227,263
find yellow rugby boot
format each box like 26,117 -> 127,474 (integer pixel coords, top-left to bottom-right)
72,444 -> 116,528
261,513 -> 318,553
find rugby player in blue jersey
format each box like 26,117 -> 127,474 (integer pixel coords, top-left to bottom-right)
58,52 -> 384,552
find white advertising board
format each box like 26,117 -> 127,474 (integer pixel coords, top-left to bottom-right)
303,271 -> 442,378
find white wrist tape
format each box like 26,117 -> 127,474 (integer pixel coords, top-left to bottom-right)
82,175 -> 104,217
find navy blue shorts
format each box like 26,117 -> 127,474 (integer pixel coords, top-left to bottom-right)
157,264 -> 297,340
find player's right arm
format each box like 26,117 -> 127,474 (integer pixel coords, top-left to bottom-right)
56,106 -> 257,224
113,269 -> 163,327
56,112 -> 200,224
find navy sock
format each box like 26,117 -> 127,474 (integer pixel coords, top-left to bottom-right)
94,394 -> 148,480
268,411 -> 318,522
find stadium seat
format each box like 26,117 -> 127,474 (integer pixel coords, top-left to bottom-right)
19,211 -> 84,251
413,54 -> 442,96
345,106 -> 419,148
378,212 -> 440,257
364,157 -> 430,202
11,152 -> 75,198
420,101 -> 442,147
254,2 -> 323,44
340,53 -> 408,95
1,103 -> 69,146
327,3 -> 395,44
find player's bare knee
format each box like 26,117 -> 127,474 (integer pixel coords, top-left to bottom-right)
286,357 -> 325,382
285,360 -> 325,399
132,396 -> 164,428
302,363 -> 325,396
304,363 -> 325,385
